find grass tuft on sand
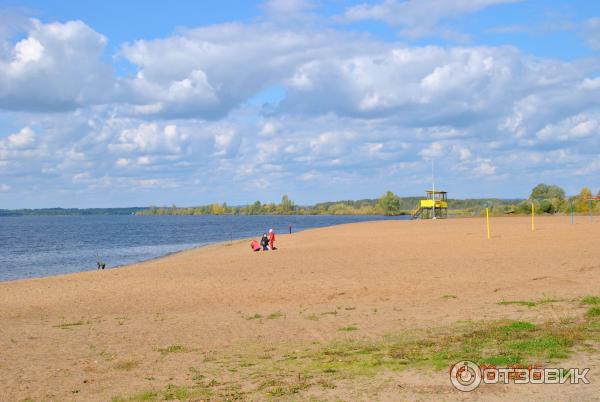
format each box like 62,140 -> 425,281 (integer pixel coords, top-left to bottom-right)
114,360 -> 140,371
305,313 -> 320,321
156,345 -> 188,354
54,320 -> 86,330
587,307 -> 600,318
497,297 -> 559,308
582,296 -> 600,305
267,311 -> 285,320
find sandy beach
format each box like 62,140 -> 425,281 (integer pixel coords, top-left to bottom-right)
1,216 -> 600,401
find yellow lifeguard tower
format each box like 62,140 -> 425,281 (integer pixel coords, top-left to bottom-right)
412,190 -> 448,219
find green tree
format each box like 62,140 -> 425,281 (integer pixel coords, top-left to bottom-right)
262,203 -> 276,214
530,183 -> 566,214
210,203 -> 225,215
531,184 -> 565,200
278,195 -> 295,214
538,199 -> 553,214
378,191 -> 401,216
247,200 -> 262,215
516,200 -> 530,214
575,187 -> 592,213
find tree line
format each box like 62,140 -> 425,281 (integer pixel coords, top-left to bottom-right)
135,184 -> 600,217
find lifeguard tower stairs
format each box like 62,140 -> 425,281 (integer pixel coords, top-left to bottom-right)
412,190 -> 448,219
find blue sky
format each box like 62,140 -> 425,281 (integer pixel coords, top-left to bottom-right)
0,0 -> 599,208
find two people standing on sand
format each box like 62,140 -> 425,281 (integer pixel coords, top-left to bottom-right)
253,229 -> 276,252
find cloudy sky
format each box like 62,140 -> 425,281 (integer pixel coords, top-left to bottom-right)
0,0 -> 599,208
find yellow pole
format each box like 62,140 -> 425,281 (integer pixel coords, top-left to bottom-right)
531,203 -> 535,232
486,208 -> 490,240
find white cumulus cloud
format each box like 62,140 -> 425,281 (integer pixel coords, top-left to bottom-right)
109,123 -> 188,155
3,126 -> 36,149
343,0 -> 521,39
0,19 -> 114,111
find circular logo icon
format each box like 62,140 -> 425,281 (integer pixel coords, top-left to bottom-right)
450,360 -> 482,392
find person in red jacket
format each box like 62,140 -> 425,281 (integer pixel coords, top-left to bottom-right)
269,228 -> 276,250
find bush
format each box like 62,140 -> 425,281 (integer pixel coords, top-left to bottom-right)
378,191 -> 401,216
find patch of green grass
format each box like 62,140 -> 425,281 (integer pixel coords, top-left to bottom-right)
316,379 -> 336,389
162,384 -> 191,400
497,300 -> 536,307
258,379 -> 284,390
507,334 -> 572,359
305,313 -> 320,321
54,320 -> 86,330
267,311 -> 284,320
114,360 -> 139,371
246,313 -> 263,320
156,345 -> 187,354
109,298 -> 600,401
205,379 -> 220,387
442,294 -> 457,299
99,350 -> 116,361
115,316 -> 128,325
478,355 -> 522,366
202,351 -> 217,362
582,296 -> 600,305
587,307 -> 600,318
263,381 -> 310,397
189,366 -> 205,382
112,383 -> 214,402
111,390 -> 158,402
305,318 -> 590,376
191,373 -> 205,382
538,297 -> 560,305
500,321 -> 537,332
497,297 -> 559,308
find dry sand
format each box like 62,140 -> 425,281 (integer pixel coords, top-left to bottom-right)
1,216 -> 600,401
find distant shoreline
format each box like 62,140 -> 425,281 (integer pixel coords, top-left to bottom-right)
0,207 -> 145,217
0,195 -> 527,217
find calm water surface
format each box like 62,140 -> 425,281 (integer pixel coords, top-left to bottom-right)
0,215 -> 408,281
